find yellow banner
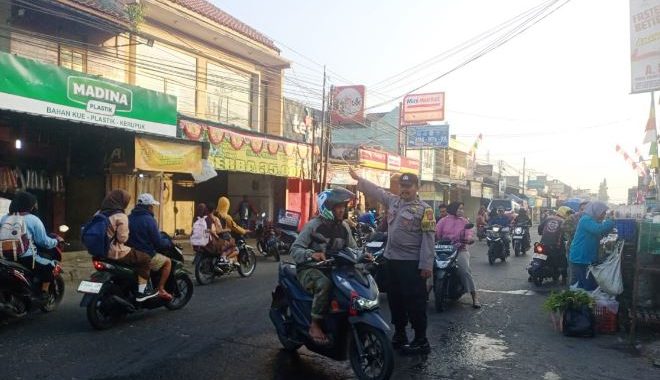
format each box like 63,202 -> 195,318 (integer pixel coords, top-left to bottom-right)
209,138 -> 309,178
135,137 -> 202,174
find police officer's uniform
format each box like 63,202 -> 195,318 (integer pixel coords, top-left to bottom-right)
357,173 -> 435,350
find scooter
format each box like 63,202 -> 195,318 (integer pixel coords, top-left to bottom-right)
433,223 -> 473,312
512,223 -> 531,256
527,242 -> 561,286
78,232 -> 194,330
486,225 -> 509,265
269,247 -> 394,380
193,235 -> 257,285
0,225 -> 69,319
256,213 -> 282,262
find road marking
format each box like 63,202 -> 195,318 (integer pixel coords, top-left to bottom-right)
478,289 -> 537,296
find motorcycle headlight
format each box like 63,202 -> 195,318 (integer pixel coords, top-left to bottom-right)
515,227 -> 523,234
435,259 -> 450,269
355,297 -> 379,311
493,227 -> 500,232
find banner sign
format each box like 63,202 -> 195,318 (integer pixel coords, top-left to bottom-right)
400,157 -> 420,173
359,149 -> 387,170
470,181 -> 482,198
387,155 -> 401,171
135,137 -> 202,174
482,186 -> 494,199
0,51 -> 177,136
406,124 -> 449,148
330,85 -> 365,124
402,92 -> 445,123
630,0 -> 660,93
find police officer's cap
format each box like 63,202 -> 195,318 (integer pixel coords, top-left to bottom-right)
399,173 -> 419,186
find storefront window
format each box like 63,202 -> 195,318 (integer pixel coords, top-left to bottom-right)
59,46 -> 86,72
206,62 -> 256,130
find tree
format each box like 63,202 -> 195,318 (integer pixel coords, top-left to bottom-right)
598,178 -> 609,203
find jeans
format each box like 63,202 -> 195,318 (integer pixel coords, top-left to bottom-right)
570,263 -> 597,291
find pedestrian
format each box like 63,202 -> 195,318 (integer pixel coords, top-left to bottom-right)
435,202 -> 480,308
568,201 -> 615,290
436,204 -> 448,222
350,168 -> 435,355
235,195 -> 256,230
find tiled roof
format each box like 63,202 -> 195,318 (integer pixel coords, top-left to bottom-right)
68,0 -> 130,21
171,0 -> 279,51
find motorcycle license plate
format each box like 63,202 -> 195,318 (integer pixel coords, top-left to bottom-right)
77,281 -> 103,294
533,253 -> 548,261
512,236 -> 523,239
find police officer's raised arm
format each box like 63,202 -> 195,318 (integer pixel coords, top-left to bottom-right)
348,167 -> 395,208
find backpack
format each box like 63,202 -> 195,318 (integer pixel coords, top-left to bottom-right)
0,213 -> 31,261
81,211 -> 116,258
190,216 -> 210,247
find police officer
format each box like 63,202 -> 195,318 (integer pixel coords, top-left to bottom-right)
350,168 -> 435,355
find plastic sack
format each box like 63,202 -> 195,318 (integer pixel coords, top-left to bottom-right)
587,249 -> 623,296
562,305 -> 595,337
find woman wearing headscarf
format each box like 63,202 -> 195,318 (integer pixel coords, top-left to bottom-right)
1,191 -> 59,302
568,201 -> 615,290
214,197 -> 246,262
435,202 -> 480,308
100,190 -> 156,302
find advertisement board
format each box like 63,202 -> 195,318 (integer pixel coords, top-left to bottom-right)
330,85 -> 365,124
135,137 -> 202,174
402,92 -> 445,123
406,124 -> 449,148
630,0 -> 660,93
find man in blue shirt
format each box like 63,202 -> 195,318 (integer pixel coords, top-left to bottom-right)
127,193 -> 173,301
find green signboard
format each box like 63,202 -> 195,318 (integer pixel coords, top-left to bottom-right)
0,51 -> 177,136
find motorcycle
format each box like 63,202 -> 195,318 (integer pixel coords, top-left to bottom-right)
78,232 -> 194,330
433,223 -> 473,312
527,242 -> 562,286
256,213 -> 299,262
194,234 -> 257,285
512,223 -> 531,256
0,225 -> 69,319
269,246 -> 394,380
486,225 -> 509,265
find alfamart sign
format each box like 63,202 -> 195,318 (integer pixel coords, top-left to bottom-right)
0,51 -> 177,136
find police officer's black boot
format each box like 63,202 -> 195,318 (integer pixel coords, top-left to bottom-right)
401,334 -> 430,355
391,328 -> 408,349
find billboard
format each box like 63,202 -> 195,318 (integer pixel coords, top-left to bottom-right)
330,85 -> 365,124
406,124 -> 449,148
630,0 -> 660,93
475,164 -> 494,176
402,92 -> 445,123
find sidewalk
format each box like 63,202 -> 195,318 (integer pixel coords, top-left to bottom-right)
61,238 -> 259,283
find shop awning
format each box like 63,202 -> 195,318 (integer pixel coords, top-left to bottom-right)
0,51 -> 177,137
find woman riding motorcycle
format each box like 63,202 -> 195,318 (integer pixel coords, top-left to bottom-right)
0,191 -> 60,302
215,197 -> 248,263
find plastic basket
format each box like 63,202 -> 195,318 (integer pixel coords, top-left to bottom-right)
639,221 -> 660,255
614,219 -> 637,243
594,304 -> 618,334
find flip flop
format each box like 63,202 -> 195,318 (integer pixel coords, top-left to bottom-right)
472,303 -> 482,309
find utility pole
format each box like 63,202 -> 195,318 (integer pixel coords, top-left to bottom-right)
308,67 -> 326,218
522,157 -> 526,195
321,84 -> 333,189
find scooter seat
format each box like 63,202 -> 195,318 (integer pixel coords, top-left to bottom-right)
0,258 -> 31,272
280,263 -> 313,301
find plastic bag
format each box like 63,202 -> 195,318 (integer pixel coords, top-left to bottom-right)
562,305 -> 595,337
587,248 -> 623,296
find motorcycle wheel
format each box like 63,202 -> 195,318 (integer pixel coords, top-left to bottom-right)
488,248 -> 495,265
533,276 -> 543,287
269,246 -> 280,262
270,305 -> 302,352
434,277 -> 447,312
238,248 -> 257,277
514,242 -> 521,257
166,274 -> 194,310
349,324 -> 394,380
195,255 -> 216,286
86,284 -> 124,330
41,275 -> 65,313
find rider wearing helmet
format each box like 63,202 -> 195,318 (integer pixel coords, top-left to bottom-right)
290,187 -> 358,346
538,206 -> 572,284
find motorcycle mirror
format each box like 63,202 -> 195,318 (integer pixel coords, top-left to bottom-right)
58,225 -> 70,233
464,223 -> 474,230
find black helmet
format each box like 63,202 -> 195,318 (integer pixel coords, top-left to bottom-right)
318,187 -> 355,221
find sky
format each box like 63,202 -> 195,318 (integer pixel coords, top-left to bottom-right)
214,0 -> 654,203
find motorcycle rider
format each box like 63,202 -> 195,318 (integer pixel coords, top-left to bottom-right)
350,168 -> 435,355
290,187 -> 358,346
215,197 -> 249,263
127,193 -> 173,301
0,191 -> 60,302
514,208 -> 532,249
489,207 -> 511,254
235,195 -> 256,230
537,206 -> 569,284
436,204 -> 448,222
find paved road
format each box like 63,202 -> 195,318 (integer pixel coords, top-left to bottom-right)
1,234 -> 657,379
